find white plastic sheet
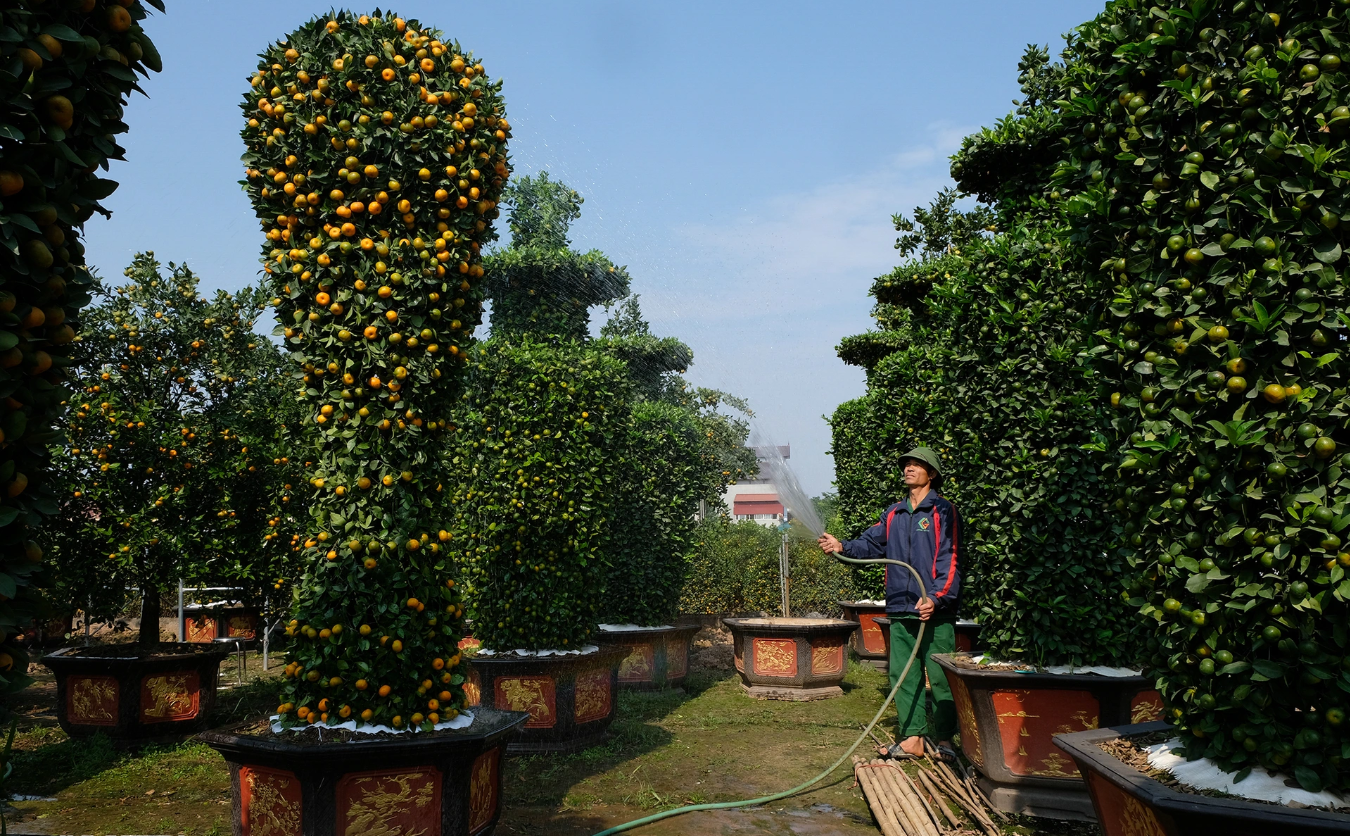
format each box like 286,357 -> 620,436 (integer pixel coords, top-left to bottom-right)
598,624 -> 672,632
270,710 -> 474,736
1146,738 -> 1349,809
474,644 -> 600,658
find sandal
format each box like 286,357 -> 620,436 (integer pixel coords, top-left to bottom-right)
881,743 -> 922,760
936,743 -> 959,764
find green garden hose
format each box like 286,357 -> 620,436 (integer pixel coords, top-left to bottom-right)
591,552 -> 928,836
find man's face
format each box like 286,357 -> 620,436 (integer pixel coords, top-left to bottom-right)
903,459 -> 932,488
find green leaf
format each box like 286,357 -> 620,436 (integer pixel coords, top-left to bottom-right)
1185,572 -> 1211,593
1314,240 -> 1343,264
1294,766 -> 1323,794
42,24 -> 84,42
1200,171 -> 1219,191
1252,660 -> 1283,681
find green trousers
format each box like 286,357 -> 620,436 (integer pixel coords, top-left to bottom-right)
888,615 -> 957,741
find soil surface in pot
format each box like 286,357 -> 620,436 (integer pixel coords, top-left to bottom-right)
1099,731 -> 1347,813
946,655 -> 1033,672
56,644 -> 223,659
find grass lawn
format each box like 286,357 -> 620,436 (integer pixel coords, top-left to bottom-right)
4,652 -> 1099,835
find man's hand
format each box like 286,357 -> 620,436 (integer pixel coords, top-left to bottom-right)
818,533 -> 843,555
916,598 -> 935,621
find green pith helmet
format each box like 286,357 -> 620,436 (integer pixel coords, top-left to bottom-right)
901,447 -> 942,477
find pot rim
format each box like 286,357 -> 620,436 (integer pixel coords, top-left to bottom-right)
721,616 -> 856,633
198,706 -> 528,761
43,643 -> 231,666
1055,721 -> 1350,826
932,651 -> 1151,687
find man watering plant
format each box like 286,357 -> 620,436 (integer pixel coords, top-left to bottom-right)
818,447 -> 960,762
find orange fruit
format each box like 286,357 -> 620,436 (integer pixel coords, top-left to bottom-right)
1262,384 -> 1286,404
44,95 -> 74,129
378,684 -> 391,697
107,5 -> 132,32
0,171 -> 23,196
37,34 -> 63,59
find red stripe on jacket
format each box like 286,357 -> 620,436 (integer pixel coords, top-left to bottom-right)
882,507 -> 898,587
934,503 -> 957,600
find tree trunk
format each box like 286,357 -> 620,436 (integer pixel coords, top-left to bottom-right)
140,583 -> 161,646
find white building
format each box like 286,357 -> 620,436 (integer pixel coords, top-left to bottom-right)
723,445 -> 790,527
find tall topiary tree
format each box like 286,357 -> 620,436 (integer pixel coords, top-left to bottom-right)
0,0 -> 162,689
1051,0 -> 1350,792
242,11 -> 510,730
834,94 -> 1147,666
449,172 -> 629,651
50,254 -> 302,644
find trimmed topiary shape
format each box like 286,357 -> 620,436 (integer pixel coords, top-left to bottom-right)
240,10 -> 509,731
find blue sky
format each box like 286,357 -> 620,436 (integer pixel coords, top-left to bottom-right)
85,0 -> 1105,496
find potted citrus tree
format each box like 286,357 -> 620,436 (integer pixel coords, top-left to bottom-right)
0,0 -> 163,709
198,13 -> 524,836
1048,1 -> 1350,829
44,254 -> 291,741
832,178 -> 1154,815
448,172 -> 631,753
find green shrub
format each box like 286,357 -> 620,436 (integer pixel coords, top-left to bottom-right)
242,11 -> 510,730
681,519 -> 857,617
1049,0 -> 1350,792
0,0 -> 163,694
50,254 -> 303,643
449,338 -> 629,649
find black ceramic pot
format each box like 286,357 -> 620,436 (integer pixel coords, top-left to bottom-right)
1054,721 -> 1350,835
932,652 -> 1162,821
595,624 -> 699,691
200,707 -> 528,836
722,617 -> 856,701
43,643 -> 229,742
466,644 -> 625,754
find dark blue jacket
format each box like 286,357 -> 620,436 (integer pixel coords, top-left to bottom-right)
841,491 -> 961,617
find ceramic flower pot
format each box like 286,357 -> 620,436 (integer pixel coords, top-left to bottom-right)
723,617 -> 856,701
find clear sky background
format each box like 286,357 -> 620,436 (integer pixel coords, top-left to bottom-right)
85,0 -> 1106,496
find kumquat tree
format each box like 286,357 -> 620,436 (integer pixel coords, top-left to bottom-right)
449,172 -> 630,651
0,0 -> 162,688
1051,0 -> 1350,793
243,10 -> 510,730
49,253 -> 303,645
